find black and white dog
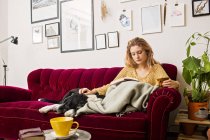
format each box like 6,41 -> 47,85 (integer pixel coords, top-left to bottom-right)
39,88 -> 100,116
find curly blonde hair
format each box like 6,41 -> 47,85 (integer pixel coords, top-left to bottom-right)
125,37 -> 158,68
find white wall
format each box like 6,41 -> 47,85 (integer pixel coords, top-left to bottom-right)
0,0 -> 8,85
1,0 -> 210,131
1,0 -> 210,101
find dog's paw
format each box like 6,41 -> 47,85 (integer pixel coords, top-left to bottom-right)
39,106 -> 50,113
39,104 -> 59,113
64,109 -> 76,117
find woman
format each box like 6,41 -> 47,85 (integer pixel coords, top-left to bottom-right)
79,37 -> 179,95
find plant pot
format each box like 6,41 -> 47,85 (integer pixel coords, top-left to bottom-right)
188,102 -> 208,121
180,123 -> 197,136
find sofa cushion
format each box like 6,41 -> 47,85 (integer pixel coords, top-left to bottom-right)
76,112 -> 147,132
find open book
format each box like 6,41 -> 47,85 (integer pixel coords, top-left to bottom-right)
110,77 -> 138,85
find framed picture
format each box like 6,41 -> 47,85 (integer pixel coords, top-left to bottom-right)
32,25 -> 43,44
45,22 -> 60,37
119,9 -> 133,31
60,0 -> 94,53
141,5 -> 162,34
47,36 -> 60,49
107,31 -> 119,48
192,0 -> 210,17
31,0 -> 59,23
95,34 -> 106,50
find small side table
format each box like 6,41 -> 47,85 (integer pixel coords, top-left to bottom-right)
175,109 -> 210,140
44,129 -> 91,140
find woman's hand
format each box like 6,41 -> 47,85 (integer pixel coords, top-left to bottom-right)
79,88 -> 97,95
162,79 -> 180,89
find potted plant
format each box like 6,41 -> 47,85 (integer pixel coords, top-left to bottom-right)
182,31 -> 210,121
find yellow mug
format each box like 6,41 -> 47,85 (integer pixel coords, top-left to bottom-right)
50,117 -> 79,137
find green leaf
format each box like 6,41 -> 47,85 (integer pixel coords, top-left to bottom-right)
182,56 -> 201,71
182,67 -> 192,85
190,42 -> 196,46
202,52 -> 210,72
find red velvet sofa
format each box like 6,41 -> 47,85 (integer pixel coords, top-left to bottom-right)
0,63 -> 181,140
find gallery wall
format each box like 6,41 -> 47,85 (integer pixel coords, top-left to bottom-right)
0,0 -> 210,103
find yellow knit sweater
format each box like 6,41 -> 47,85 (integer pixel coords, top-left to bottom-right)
94,64 -> 169,95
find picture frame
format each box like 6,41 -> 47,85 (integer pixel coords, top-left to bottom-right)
192,0 -> 210,17
45,22 -> 60,37
141,5 -> 162,34
107,31 -> 119,48
60,0 -> 94,53
32,25 -> 43,44
95,34 -> 106,50
47,36 -> 60,49
31,0 -> 59,24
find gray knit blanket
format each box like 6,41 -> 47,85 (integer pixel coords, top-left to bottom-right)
75,80 -> 158,116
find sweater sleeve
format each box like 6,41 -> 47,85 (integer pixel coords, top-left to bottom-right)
93,67 -> 129,95
154,64 -> 169,85
155,64 -> 169,79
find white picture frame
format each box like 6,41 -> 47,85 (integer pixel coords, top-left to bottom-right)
47,36 -> 60,49
31,0 -> 59,23
141,5 -> 162,34
107,31 -> 119,48
60,0 -> 94,53
95,34 -> 106,50
32,25 -> 43,44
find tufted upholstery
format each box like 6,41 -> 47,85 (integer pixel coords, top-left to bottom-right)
0,63 -> 181,140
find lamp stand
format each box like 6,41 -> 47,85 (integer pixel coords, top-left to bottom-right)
3,64 -> 7,86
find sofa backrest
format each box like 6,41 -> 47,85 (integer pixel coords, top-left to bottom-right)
27,63 -> 177,101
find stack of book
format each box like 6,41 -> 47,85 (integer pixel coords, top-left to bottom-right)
19,127 -> 45,140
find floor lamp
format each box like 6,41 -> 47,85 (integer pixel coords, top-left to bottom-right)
0,36 -> 18,86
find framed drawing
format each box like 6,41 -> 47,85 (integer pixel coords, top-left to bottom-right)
31,0 -> 59,23
119,9 -> 133,31
32,25 -> 43,44
47,36 -> 60,49
141,5 -> 162,34
60,0 -> 94,53
45,22 -> 60,37
95,34 -> 106,50
107,31 -> 119,48
192,0 -> 210,17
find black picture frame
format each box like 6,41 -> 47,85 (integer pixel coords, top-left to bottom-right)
107,31 -> 119,48
45,22 -> 60,37
192,0 -> 210,17
60,0 -> 94,53
95,34 -> 106,50
31,0 -> 59,24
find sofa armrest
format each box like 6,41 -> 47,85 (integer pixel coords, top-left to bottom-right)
0,86 -> 32,102
146,87 -> 181,140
